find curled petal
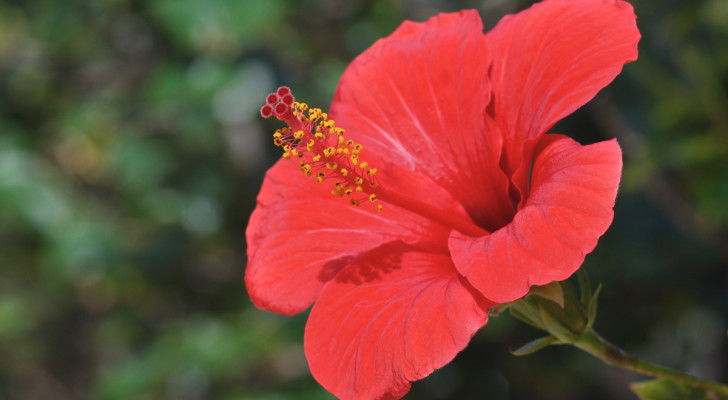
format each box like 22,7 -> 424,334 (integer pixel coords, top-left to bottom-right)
486,0 -> 639,203
305,242 -> 493,400
449,136 -> 622,303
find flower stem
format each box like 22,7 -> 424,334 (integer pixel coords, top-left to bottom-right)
574,329 -> 728,397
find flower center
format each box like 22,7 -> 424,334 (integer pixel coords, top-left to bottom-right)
260,87 -> 489,237
261,87 -> 382,210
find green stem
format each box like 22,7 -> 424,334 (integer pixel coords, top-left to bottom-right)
574,329 -> 728,397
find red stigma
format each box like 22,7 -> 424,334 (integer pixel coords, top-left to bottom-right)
266,93 -> 278,105
261,86 -> 298,121
281,94 -> 294,105
274,102 -> 289,117
260,104 -> 273,118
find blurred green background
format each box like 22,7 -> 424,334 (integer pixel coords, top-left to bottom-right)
0,0 -> 726,399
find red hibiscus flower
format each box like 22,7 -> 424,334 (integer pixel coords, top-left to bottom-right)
246,0 -> 639,398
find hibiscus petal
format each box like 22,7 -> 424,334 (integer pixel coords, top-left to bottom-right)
331,10 -> 514,232
449,136 -> 622,303
486,0 -> 639,202
246,160 -> 465,315
305,242 -> 493,400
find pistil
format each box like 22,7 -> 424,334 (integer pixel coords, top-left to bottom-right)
260,87 -> 489,238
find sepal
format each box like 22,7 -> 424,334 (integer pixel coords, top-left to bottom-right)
528,281 -> 565,308
584,284 -> 602,333
630,379 -> 710,400
507,270 -> 603,354
510,336 -> 561,356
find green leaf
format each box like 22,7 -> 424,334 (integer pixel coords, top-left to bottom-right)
510,336 -> 561,356
630,379 -> 710,400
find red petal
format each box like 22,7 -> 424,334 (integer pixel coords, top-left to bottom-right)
486,0 -> 639,203
246,161 -> 462,315
449,136 -> 622,303
305,242 -> 493,400
331,10 -> 514,232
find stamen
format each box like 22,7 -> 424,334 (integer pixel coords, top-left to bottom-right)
259,86 -> 491,237
260,86 -> 383,211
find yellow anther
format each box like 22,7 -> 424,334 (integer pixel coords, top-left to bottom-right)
370,182 -> 378,188
265,89 -> 383,211
377,204 -> 383,212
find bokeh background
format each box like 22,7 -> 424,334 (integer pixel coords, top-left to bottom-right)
1,0 -> 727,399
